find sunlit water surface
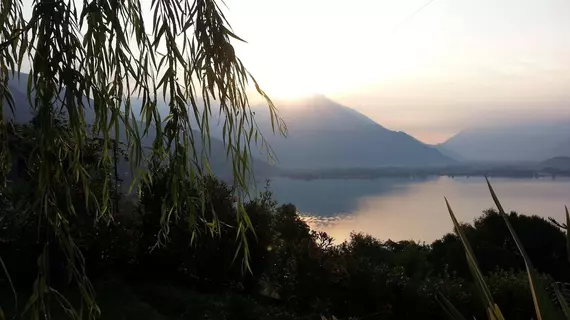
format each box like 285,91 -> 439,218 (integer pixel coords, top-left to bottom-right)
257,176 -> 570,243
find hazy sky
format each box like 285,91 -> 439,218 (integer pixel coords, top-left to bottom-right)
225,0 -> 570,143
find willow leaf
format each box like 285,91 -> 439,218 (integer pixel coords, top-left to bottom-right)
2,0 -> 286,318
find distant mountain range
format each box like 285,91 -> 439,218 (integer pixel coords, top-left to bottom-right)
438,121 -> 570,163
17,73 -> 553,175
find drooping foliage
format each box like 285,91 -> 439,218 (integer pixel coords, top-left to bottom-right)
0,0 -> 286,317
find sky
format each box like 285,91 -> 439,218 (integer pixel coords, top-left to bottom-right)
224,0 -> 570,143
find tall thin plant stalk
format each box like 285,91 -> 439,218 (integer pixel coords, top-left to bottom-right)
440,177 -> 569,320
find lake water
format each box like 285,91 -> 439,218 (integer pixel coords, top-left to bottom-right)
259,176 -> 570,243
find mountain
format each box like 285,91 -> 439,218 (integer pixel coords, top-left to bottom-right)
539,156 -> 570,171
4,73 -> 36,123
243,95 -> 454,169
148,94 -> 454,169
439,121 -> 570,163
2,72 -> 276,183
553,139 -> 570,158
5,75 -> 452,172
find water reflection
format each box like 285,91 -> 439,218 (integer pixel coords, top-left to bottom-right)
265,176 -> 570,243
259,176 -> 437,216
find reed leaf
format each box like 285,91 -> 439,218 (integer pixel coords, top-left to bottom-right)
553,284 -> 570,319
436,292 -> 469,320
566,206 -> 570,266
485,177 -> 562,320
0,255 -> 17,316
445,197 -> 505,320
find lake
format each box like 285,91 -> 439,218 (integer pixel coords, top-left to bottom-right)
258,176 -> 570,243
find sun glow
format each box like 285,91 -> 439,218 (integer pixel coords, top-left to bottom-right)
240,26 -> 438,101
263,76 -> 326,100
255,52 -> 425,101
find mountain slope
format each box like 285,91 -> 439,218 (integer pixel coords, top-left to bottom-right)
246,95 -> 453,169
439,121 -> 570,163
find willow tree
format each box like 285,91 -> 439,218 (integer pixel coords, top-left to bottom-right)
0,0 -> 285,318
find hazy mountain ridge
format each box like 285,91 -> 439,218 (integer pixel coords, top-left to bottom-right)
247,95 -> 454,169
539,156 -> 570,170
439,121 -> 570,163
152,94 -> 454,169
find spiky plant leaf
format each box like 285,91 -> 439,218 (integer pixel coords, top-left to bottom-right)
445,197 -> 505,320
485,177 -> 562,320
566,206 -> 570,266
436,292 -> 469,320
0,255 -> 17,316
553,283 -> 570,319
